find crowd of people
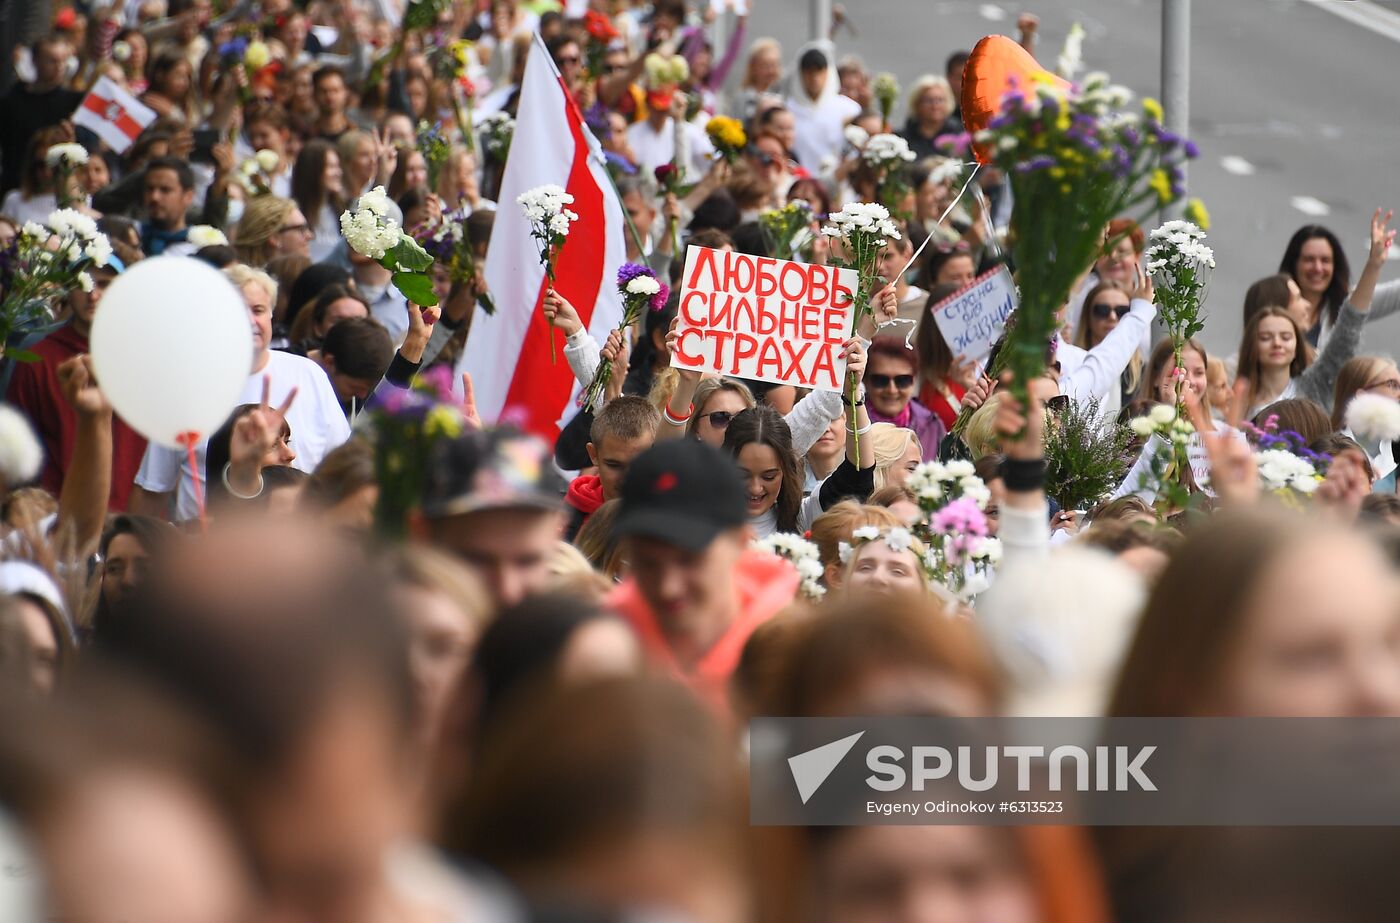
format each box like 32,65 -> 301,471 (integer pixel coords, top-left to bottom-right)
1,0 -> 1400,921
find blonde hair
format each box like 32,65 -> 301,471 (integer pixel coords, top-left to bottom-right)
437,146 -> 477,206
807,500 -> 904,573
906,74 -> 952,118
381,543 -> 493,633
223,263 -> 278,305
742,38 -> 782,90
233,195 -> 295,266
1332,355 -> 1399,430
547,540 -> 611,602
869,423 -> 921,490
962,393 -> 1004,459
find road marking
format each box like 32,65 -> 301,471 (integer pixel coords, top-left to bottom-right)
1290,196 -> 1331,217
1300,0 -> 1400,44
978,3 -> 1007,21
1221,155 -> 1255,176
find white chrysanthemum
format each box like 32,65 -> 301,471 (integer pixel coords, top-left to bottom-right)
358,186 -> 393,217
83,234 -> 112,267
852,525 -> 881,542
1256,449 -> 1319,493
862,133 -> 916,166
970,536 -> 1002,565
20,221 -> 46,240
186,225 -> 228,249
255,149 -> 280,172
626,275 -> 661,296
844,124 -> 870,150
47,209 -> 98,241
0,404 -> 43,485
884,527 -> 913,552
45,142 -> 88,167
1057,23 -> 1085,77
1346,392 -> 1400,443
1129,416 -> 1156,437
239,158 -> 260,177
339,204 -> 401,260
944,459 -> 975,479
1149,404 -> 1177,426
77,271 -> 93,292
837,541 -> 853,564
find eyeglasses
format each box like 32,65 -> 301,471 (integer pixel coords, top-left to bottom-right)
869,373 -> 915,390
702,410 -> 734,429
1090,302 -> 1131,320
279,223 -> 312,236
1364,378 -> 1400,395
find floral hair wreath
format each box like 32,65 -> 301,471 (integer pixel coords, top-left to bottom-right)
838,525 -> 919,565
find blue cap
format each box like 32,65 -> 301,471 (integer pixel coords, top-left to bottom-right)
96,254 -> 125,275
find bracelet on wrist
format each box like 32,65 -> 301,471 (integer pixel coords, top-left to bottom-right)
842,389 -> 866,407
222,462 -> 265,500
846,421 -> 873,436
663,402 -> 694,427
1001,457 -> 1047,492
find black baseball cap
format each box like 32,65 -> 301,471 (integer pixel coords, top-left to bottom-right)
421,428 -> 566,519
614,440 -> 748,552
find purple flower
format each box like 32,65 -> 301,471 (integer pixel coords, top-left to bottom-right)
418,364 -> 458,404
1183,139 -> 1200,159
1015,155 -> 1056,174
1156,130 -> 1181,151
617,262 -> 656,287
604,151 -> 637,175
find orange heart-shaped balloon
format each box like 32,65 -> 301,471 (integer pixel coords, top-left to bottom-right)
961,35 -> 1071,163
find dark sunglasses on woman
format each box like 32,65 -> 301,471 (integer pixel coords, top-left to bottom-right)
704,410 -> 734,429
869,373 -> 915,390
1090,302 -> 1132,320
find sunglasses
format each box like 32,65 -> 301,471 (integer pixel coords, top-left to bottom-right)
869,374 -> 915,390
702,410 -> 734,429
1090,302 -> 1131,320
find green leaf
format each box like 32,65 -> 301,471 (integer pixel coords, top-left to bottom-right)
4,348 -> 40,363
392,271 -> 439,307
391,235 -> 435,273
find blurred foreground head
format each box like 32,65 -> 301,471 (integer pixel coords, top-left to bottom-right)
96,519 -> 421,923
443,674 -> 746,923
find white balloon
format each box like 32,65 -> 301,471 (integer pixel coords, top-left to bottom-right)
90,256 -> 253,449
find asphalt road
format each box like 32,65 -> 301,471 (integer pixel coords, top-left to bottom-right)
741,0 -> 1400,360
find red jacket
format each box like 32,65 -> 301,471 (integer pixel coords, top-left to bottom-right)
6,324 -> 148,510
608,549 -> 798,711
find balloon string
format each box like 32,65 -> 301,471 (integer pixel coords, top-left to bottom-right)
179,431 -> 206,532
897,162 -> 982,281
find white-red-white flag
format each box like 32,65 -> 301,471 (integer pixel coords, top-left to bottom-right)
458,33 -> 626,441
72,77 -> 157,154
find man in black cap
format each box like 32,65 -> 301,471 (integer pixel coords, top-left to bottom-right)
607,440 -> 798,708
411,429 -> 567,610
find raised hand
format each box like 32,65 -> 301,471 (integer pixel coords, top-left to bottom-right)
56,355 -> 110,418
840,337 -> 866,380
542,288 -> 583,336
665,315 -> 701,384
1315,449 -> 1369,521
461,372 -> 482,430
1369,207 -> 1396,267
601,329 -> 631,403
231,376 -> 297,469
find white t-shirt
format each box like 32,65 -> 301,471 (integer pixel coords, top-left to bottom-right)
0,190 -> 58,225
134,350 -> 351,521
787,92 -> 861,171
309,203 -> 342,263
626,117 -> 715,180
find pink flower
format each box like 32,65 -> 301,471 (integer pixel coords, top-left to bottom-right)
929,497 -> 989,539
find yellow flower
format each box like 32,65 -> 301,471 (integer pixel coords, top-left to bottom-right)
1184,197 -> 1211,230
1049,166 -> 1066,180
1148,168 -> 1173,204
424,405 -> 464,439
449,39 -> 472,67
1142,97 -> 1164,123
244,40 -> 271,70
1055,109 -> 1070,132
706,116 -> 746,150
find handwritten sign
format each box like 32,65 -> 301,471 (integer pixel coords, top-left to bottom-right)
671,246 -> 859,393
930,267 -> 1017,365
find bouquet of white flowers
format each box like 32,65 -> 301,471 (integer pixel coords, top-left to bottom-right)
1144,218 -> 1214,407
822,202 -> 901,451
340,186 -> 437,306
581,263 -> 669,412
753,532 -> 826,601
46,142 -> 88,208
861,134 -> 917,217
1,209 -> 112,359
518,184 -> 579,363
479,111 -> 514,163
237,149 -> 282,197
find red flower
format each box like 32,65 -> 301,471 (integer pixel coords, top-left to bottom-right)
584,10 -> 619,41
654,163 -> 676,184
